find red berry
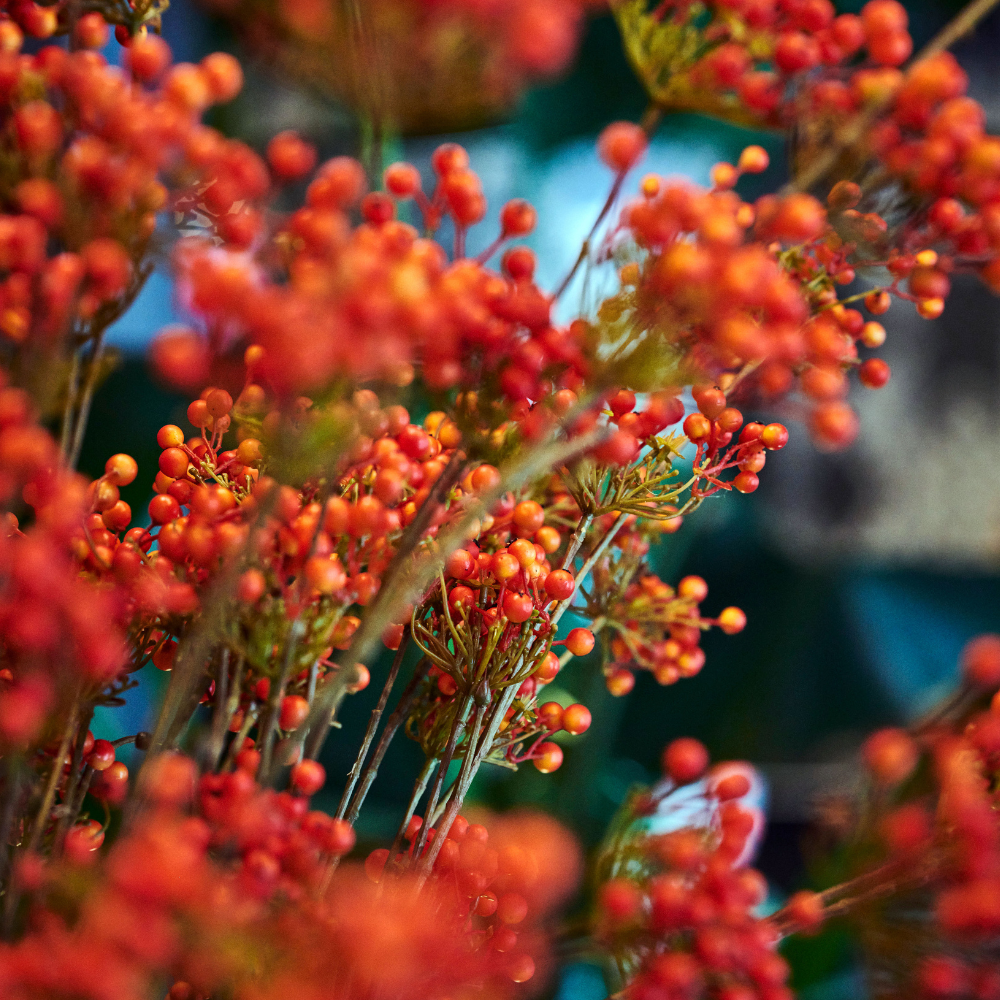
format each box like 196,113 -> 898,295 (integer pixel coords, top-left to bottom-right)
543,569 -> 575,600
717,607 -> 747,634
327,819 -> 356,856
533,742 -> 563,773
267,131 -> 317,181
562,704 -> 592,735
279,695 -> 309,731
291,759 -> 325,795
862,727 -> 919,785
502,591 -> 534,624
859,358 -> 891,388
384,162 -> 421,198
663,737 -> 709,783
962,634 -> 1000,688
500,199 -> 537,237
88,739 -> 115,771
565,628 -> 595,656
597,122 -> 648,173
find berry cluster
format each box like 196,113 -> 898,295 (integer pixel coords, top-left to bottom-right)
596,738 -> 788,1000
0,383 -> 127,748
200,0 -> 602,131
156,143 -> 589,403
3,0 -> 1000,997
0,751 -> 579,998
603,145 -> 901,449
601,572 -> 746,694
767,636 -> 1000,1000
616,0 -> 918,126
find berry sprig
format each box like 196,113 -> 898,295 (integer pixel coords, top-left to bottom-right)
595,737 -> 784,1000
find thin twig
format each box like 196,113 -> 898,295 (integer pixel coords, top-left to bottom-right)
552,514 -> 628,627
53,703 -> 94,852
336,633 -> 409,817
389,756 -> 434,862
25,704 -> 79,854
553,105 -> 663,302
342,662 -> 429,824
259,620 -> 305,783
412,694 -> 473,859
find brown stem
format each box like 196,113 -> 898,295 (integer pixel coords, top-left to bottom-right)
25,703 -> 79,854
416,688 -> 511,881
304,452 -> 466,762
767,857 -> 938,938
66,329 -> 106,471
337,633 -> 409,817
560,513 -> 594,571
259,621 -> 304,783
58,348 -> 81,462
68,764 -> 94,823
53,702 -> 94,852
222,705 -> 259,772
389,756 -> 435,861
551,514 -> 628,627
412,695 -> 473,860
306,428 -> 605,764
205,648 -> 237,771
342,662 -> 428,824
916,0 -> 1000,60
0,760 -> 23,891
553,105 -> 663,302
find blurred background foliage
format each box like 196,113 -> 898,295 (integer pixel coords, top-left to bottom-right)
72,1 -> 1000,995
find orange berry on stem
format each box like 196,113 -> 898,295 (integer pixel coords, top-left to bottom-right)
88,739 -> 115,771
562,704 -> 592,735
503,591 -> 534,624
384,162 -> 421,198
859,358 -> 891,388
534,651 -> 560,683
512,500 -> 544,533
683,413 -> 712,442
291,759 -> 325,796
678,575 -> 708,602
127,34 -> 172,82
809,403 -> 858,450
500,199 -> 537,237
105,453 -> 138,486
760,423 -> 789,450
533,742 -> 563,773
544,569 -> 575,600
597,122 -> 648,173
538,702 -> 563,730
364,847 -> 390,882
738,145 -> 770,173
267,131 -> 317,181
717,607 -> 747,634
564,628 -> 595,656
279,695 -> 309,731
324,818 -> 356,856
606,668 -> 635,696
786,890 -> 825,933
